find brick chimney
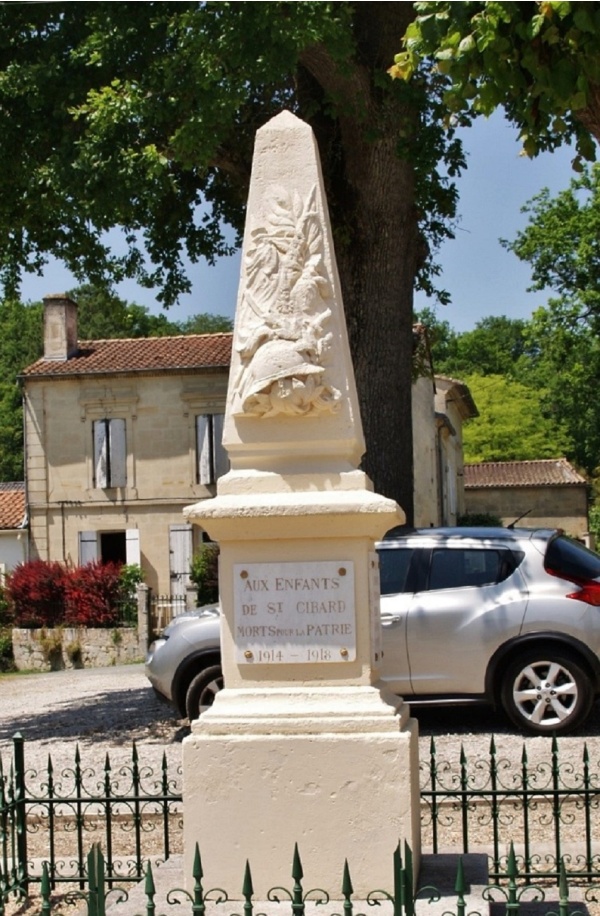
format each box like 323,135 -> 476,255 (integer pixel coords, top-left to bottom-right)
43,294 -> 78,360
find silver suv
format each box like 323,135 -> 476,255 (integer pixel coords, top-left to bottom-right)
145,527 -> 600,734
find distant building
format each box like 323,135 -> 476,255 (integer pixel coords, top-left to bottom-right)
22,295 -> 230,595
0,482 -> 27,576
411,333 -> 479,526
20,298 -> 477,592
464,458 -> 590,539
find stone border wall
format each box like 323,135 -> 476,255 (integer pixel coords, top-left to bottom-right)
12,627 -> 143,671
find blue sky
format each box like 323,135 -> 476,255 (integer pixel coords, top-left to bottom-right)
20,111 -> 578,334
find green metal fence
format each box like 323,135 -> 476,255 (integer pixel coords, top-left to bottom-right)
3,732 -> 600,909
420,734 -> 600,883
3,839 -> 600,916
0,734 -> 182,902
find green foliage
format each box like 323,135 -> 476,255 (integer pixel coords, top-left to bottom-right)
118,563 -> 143,625
462,374 -> 573,464
0,585 -> 12,628
505,164 -> 600,314
37,627 -> 64,671
0,3 -> 460,305
0,629 -> 14,672
589,504 -> 600,545
190,542 -> 220,607
457,512 -> 503,527
437,316 -> 532,379
393,1 -> 599,164
179,313 -> 233,335
0,3 -> 473,515
500,164 -> 600,474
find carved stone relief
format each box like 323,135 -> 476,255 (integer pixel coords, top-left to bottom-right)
232,186 -> 341,418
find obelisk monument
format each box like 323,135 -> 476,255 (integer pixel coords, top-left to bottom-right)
183,110 -> 420,897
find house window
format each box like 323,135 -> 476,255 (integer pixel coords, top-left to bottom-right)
196,414 -> 228,485
93,419 -> 126,488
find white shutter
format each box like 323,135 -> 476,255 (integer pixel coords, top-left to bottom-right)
125,529 -> 141,566
109,419 -> 127,487
79,530 -> 99,564
212,413 -> 229,480
93,421 -> 108,488
169,524 -> 193,596
196,415 -> 212,484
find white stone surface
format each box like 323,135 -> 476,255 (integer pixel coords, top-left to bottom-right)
183,687 -> 420,897
183,111 -> 417,899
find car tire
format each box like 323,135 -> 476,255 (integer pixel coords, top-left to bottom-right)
185,665 -> 224,721
501,650 -> 593,735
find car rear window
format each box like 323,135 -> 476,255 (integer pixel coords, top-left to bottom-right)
378,547 -> 414,595
545,535 -> 600,581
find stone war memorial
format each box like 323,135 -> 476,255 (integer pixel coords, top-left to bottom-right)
183,110 -> 420,897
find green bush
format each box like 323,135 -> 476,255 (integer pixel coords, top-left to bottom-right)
0,584 -> 12,628
457,512 -> 503,527
190,542 -> 220,606
589,504 -> 600,546
0,628 -> 14,672
118,564 -> 143,625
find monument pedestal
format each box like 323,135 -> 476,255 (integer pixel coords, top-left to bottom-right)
184,686 -> 419,897
183,483 -> 420,897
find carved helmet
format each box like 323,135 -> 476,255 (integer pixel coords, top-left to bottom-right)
243,339 -> 323,399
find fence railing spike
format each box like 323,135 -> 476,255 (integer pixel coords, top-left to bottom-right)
40,862 -> 52,916
193,842 -> 203,883
454,858 -> 466,916
292,843 -> 303,882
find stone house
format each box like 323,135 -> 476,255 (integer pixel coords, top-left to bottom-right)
22,296 -> 230,596
412,367 -> 479,528
21,297 -> 476,593
464,458 -> 590,539
0,482 -> 27,576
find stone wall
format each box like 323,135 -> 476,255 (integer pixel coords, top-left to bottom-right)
465,484 -> 589,539
12,626 -> 143,671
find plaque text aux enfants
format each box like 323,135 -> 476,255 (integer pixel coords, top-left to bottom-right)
233,561 -> 356,664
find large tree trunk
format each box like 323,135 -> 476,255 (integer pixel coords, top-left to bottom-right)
299,4 -> 420,524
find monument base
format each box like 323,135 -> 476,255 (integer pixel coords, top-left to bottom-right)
183,685 -> 420,898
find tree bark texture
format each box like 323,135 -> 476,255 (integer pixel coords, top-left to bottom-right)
299,4 -> 419,523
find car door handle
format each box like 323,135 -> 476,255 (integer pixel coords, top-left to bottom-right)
381,615 -> 403,627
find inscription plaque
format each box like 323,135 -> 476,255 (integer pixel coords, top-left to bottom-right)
234,560 -> 356,664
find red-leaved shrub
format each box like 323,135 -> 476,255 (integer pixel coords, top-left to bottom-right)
63,561 -> 123,627
6,560 -> 68,628
7,560 -> 129,628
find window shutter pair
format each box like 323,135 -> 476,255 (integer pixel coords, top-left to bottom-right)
94,419 -> 126,488
196,413 -> 228,485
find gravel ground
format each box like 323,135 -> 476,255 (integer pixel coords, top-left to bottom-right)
4,663 -> 600,779
0,664 -> 187,779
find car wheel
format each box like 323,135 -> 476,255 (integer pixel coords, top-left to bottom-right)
501,650 -> 593,734
185,665 -> 224,721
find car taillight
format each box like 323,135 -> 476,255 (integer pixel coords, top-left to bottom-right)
546,566 -> 600,606
566,582 -> 600,606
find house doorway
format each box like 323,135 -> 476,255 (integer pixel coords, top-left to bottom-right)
100,531 -> 126,564
79,529 -> 141,567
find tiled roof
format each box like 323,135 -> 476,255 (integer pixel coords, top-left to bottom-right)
0,482 -> 26,529
464,459 -> 587,489
21,333 -> 233,378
